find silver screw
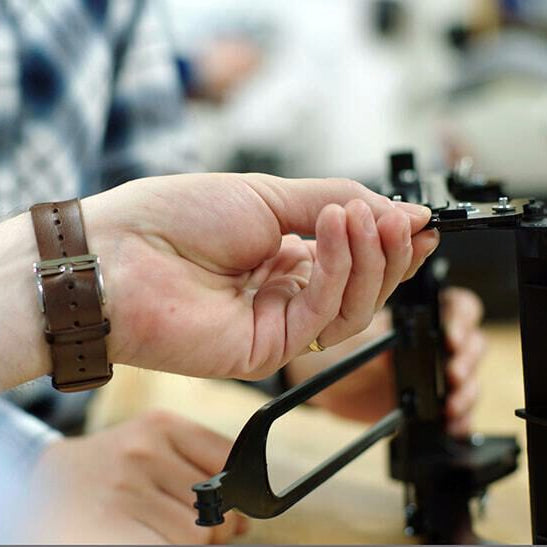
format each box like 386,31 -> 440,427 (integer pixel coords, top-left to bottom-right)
493,196 -> 515,214
456,202 -> 479,214
392,195 -> 403,202
404,526 -> 416,537
457,202 -> 473,210
471,432 -> 485,447
400,169 -> 418,184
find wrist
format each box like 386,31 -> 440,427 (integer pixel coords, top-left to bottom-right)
79,194 -> 120,365
0,212 -> 52,389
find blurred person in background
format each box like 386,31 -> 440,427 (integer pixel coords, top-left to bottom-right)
1,0 -> 484,543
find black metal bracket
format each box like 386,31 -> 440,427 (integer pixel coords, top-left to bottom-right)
193,332 -> 400,523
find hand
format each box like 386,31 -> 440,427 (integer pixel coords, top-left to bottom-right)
89,174 -> 437,380
14,411 -> 247,544
442,287 -> 485,436
192,37 -> 262,102
0,173 -> 438,388
285,287 -> 485,436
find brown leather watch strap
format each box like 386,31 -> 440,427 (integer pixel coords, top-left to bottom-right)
30,199 -> 112,393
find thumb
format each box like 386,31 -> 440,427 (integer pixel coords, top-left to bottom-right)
242,173 -> 431,236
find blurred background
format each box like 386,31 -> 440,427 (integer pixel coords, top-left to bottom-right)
160,0 -> 547,318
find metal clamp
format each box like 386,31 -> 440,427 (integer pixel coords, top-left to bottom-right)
33,254 -> 106,313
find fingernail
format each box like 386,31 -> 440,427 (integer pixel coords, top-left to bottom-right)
426,231 -> 440,257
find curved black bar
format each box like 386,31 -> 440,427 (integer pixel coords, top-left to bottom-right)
193,331 -> 400,525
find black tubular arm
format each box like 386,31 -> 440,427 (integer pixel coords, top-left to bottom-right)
193,331 -> 400,525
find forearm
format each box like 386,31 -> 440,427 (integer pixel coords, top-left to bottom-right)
0,212 -> 52,389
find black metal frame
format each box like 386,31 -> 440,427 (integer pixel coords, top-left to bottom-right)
193,332 -> 401,524
193,157 -> 547,544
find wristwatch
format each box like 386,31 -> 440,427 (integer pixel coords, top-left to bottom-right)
31,199 -> 112,392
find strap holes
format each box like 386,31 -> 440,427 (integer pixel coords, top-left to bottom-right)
58,234 -> 64,241
62,251 -> 67,257
69,302 -> 78,310
73,320 -> 80,327
52,208 -> 59,214
78,367 -> 86,373
54,219 -> 61,225
67,282 -> 75,290
77,355 -> 85,362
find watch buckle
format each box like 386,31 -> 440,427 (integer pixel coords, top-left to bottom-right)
33,254 -> 106,313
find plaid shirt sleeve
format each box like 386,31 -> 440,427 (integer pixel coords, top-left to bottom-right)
96,0 -> 201,194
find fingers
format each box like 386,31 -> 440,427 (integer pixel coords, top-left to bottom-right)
152,451 -> 210,507
392,200 -> 434,233
442,287 -> 484,351
375,209 -> 413,309
130,412 -> 248,544
135,490 -> 243,545
446,330 -> 486,436
249,189 -> 434,375
402,229 -> 440,281
280,202 -> 432,356
281,204 -> 353,362
446,331 -> 486,389
446,414 -> 472,438
246,234 -> 313,292
310,200 -> 385,346
445,376 -> 480,436
160,413 -> 234,475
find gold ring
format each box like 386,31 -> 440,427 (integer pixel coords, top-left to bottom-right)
308,338 -> 326,352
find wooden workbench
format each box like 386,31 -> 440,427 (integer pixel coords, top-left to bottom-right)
89,323 -> 531,544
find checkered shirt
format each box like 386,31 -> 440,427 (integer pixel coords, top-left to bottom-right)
0,0 -> 198,216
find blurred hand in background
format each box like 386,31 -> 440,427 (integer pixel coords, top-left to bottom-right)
285,287 -> 485,437
16,411 -> 247,544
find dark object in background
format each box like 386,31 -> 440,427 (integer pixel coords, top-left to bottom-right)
389,150 -> 417,183
446,23 -> 472,52
228,148 -> 286,177
372,0 -> 405,37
